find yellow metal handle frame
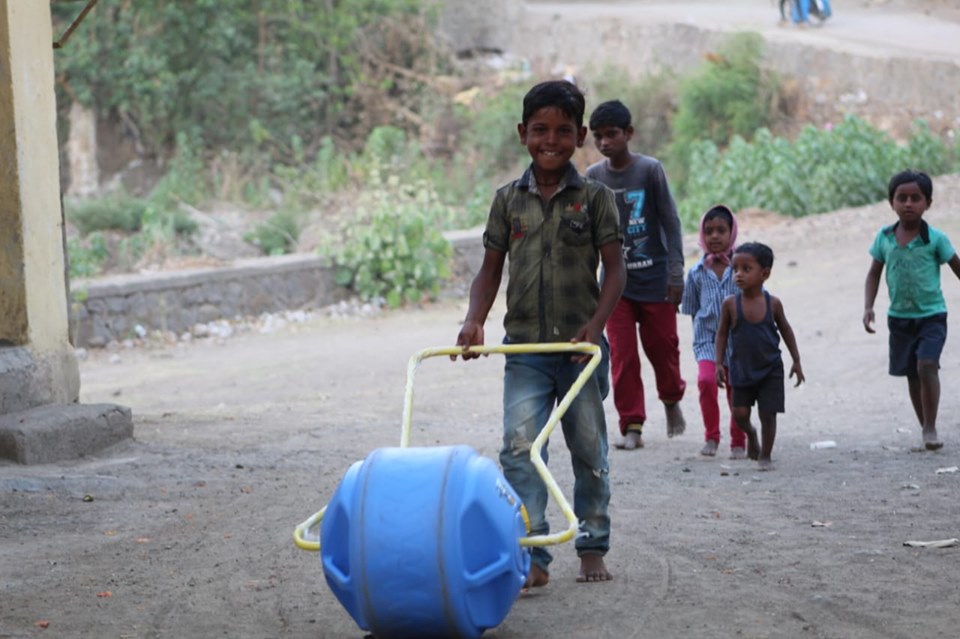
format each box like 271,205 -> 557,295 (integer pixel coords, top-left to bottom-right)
293,342 -> 602,552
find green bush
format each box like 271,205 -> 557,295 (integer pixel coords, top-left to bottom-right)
320,171 -> 453,307
66,192 -> 148,235
149,132 -> 208,212
679,116 -> 959,225
66,232 -> 110,279
667,32 -> 779,193
457,83 -> 529,175
64,137 -> 203,281
585,64 -> 679,159
52,1 -> 434,161
245,210 -> 302,256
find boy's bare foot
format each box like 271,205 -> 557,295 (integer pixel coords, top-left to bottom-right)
758,457 -> 775,471
614,429 -> 644,450
923,427 -> 943,451
730,447 -> 747,460
576,554 -> 612,583
700,440 -> 718,456
523,564 -> 549,590
665,403 -> 686,438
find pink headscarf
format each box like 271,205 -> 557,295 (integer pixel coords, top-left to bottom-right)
698,204 -> 738,267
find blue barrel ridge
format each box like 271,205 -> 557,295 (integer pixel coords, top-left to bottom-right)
320,445 -> 530,639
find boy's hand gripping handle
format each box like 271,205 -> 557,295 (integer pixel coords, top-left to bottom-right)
293,342 -> 602,551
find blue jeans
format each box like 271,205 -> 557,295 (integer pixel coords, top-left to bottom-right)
499,338 -> 611,572
794,0 -> 831,22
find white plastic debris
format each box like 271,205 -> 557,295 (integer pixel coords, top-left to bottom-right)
809,440 -> 837,450
903,538 -> 959,549
935,466 -> 959,475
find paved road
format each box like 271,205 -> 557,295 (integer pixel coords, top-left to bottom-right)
529,0 -> 960,62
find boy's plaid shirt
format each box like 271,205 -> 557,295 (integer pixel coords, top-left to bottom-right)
483,164 -> 622,343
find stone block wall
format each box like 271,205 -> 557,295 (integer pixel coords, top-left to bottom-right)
69,231 -> 485,348
70,254 -> 347,347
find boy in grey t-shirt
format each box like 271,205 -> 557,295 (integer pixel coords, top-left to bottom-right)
586,100 -> 686,450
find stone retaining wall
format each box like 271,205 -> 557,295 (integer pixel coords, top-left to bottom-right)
69,231 -> 485,348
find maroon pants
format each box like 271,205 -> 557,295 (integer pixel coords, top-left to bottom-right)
606,298 -> 686,435
697,360 -> 746,447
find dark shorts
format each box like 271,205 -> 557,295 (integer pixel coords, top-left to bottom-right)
887,313 -> 947,378
732,373 -> 785,414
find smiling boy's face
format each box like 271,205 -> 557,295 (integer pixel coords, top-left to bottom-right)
518,106 -> 585,175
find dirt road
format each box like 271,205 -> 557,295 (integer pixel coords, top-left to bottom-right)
516,1 -> 960,142
4,2 -> 960,638
4,176 -> 960,638
528,0 -> 960,62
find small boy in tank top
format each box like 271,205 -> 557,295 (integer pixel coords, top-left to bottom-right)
714,242 -> 804,470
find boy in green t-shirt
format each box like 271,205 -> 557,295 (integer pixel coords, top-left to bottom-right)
864,169 -> 960,450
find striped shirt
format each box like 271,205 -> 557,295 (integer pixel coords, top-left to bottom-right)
681,257 -> 737,362
483,163 -> 622,343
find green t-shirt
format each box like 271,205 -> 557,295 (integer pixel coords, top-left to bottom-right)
869,220 -> 956,318
483,164 -> 622,343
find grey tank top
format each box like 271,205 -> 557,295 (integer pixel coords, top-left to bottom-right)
729,291 -> 783,386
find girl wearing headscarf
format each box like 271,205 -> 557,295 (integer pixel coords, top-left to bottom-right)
680,205 -> 747,458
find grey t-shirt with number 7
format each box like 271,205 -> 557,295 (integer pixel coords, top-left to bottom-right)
586,152 -> 684,303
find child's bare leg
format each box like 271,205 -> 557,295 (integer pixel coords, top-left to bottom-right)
907,377 -> 924,426
524,564 -> 549,589
576,553 -> 612,583
732,406 -> 759,460
917,360 -> 943,450
758,411 -> 777,470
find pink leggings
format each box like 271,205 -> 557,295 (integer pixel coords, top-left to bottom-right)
698,360 -> 745,447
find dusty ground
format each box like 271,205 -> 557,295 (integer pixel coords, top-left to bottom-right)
4,177 -> 960,639
4,2 -> 960,639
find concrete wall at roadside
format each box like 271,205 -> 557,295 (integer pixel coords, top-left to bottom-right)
509,7 -> 960,138
70,232 -> 486,348
438,0 -> 520,54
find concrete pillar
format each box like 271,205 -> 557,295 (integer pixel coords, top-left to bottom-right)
0,1 -> 131,463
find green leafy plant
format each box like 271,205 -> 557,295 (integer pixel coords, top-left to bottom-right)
667,32 -> 780,193
245,210 -> 303,256
66,192 -> 148,235
148,132 -> 207,214
66,232 -> 110,279
679,116 -> 959,225
586,64 -> 679,159
53,1 -> 439,164
320,170 -> 453,307
456,82 -> 529,175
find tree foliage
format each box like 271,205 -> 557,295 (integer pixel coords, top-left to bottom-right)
666,32 -> 780,192
52,0 -> 440,161
679,116 -> 959,224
